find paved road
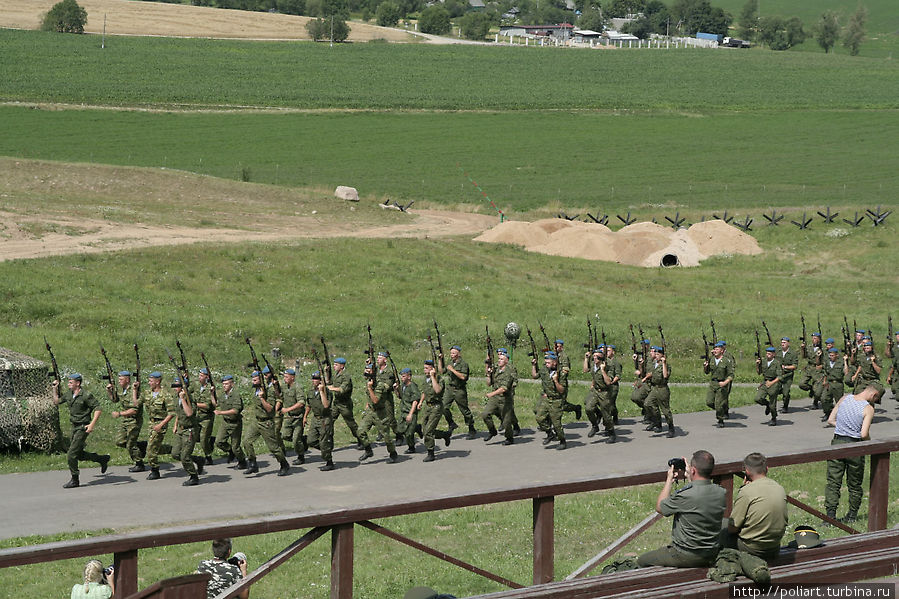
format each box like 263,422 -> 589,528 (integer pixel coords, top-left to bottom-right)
2,396 -> 897,540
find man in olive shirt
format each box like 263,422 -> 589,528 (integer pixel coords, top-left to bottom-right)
398,367 -> 420,452
483,350 -> 515,445
306,371 -> 336,471
604,344 -> 623,424
778,337 -> 799,412
144,371 -> 175,480
327,357 -> 361,447
171,379 -> 205,486
583,346 -> 615,442
195,368 -> 217,466
415,359 -> 451,462
214,375 -> 246,469
359,362 -> 399,463
726,453 -> 788,560
53,373 -> 109,489
279,368 -> 306,464
440,345 -> 476,439
637,450 -> 725,568
755,347 -> 782,426
532,351 -> 568,449
704,341 -> 734,428
242,370 -> 290,477
555,340 -> 582,421
108,370 -> 144,472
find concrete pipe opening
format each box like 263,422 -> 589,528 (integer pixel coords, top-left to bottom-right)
660,254 -> 679,267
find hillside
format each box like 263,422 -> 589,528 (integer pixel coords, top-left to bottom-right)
715,0 -> 899,34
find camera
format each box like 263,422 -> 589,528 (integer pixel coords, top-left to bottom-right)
228,552 -> 247,566
668,457 -> 686,471
103,566 -> 114,577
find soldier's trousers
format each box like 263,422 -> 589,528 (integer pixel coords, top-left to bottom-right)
645,385 -> 672,427
67,425 -> 103,478
197,415 -> 215,458
854,378 -> 884,401
306,413 -> 321,448
443,386 -> 473,427
397,403 -> 418,447
822,382 -> 843,416
282,417 -> 306,454
422,401 -> 450,450
825,435 -> 864,515
173,426 -> 198,477
481,396 -> 504,435
798,367 -> 817,393
115,416 -> 143,463
631,383 -> 650,409
314,414 -> 334,462
891,376 -> 899,401
706,382 -> 731,421
243,418 -> 285,461
754,381 -> 781,416
146,419 -> 169,469
274,414 -> 285,452
609,384 -> 620,421
586,389 -> 614,432
637,545 -> 718,568
779,374 -> 794,403
385,395 -> 398,435
331,399 -> 360,440
359,402 -> 396,453
536,397 -> 564,442
561,392 -> 579,416
216,419 -> 245,461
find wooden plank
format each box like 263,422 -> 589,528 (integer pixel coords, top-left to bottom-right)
358,521 -> 523,589
331,523 -> 353,599
717,473 -> 734,518
115,549 -> 139,598
533,497 -> 554,585
122,574 -> 209,599
868,452 -> 890,531
565,512 -> 661,580
786,495 -> 859,535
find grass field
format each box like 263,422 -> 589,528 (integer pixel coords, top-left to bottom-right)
715,0 -> 899,38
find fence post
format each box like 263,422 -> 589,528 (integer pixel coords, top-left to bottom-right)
533,497 -> 554,584
718,474 -> 734,519
114,549 -> 138,598
331,524 -> 354,599
868,452 -> 890,531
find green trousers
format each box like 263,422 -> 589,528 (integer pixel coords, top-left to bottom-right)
281,417 -> 306,454
754,381 -> 781,415
645,385 -> 672,427
314,414 -> 334,462
443,386 -> 473,427
67,425 -> 103,478
331,398 -> 360,440
146,419 -> 169,469
822,382 -> 842,417
631,382 -> 650,409
825,435 -> 864,515
359,402 -> 396,453
535,397 -> 564,442
481,396 -> 504,435
115,416 -> 143,463
421,401 -> 450,450
216,418 -> 245,461
172,426 -> 198,476
609,384 -> 620,421
637,545 -> 718,568
243,418 -> 285,461
586,389 -> 614,432
398,408 -> 419,447
706,382 -> 731,421
197,414 -> 215,458
779,373 -> 795,403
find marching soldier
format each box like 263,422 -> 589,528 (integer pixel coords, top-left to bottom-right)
195,368 -> 217,466
374,352 -> 399,440
214,375 -> 246,469
822,348 -> 847,418
555,340 -> 582,421
397,367 -> 420,452
704,341 -> 734,428
778,337 -> 798,412
415,359 -> 451,461
170,379 -> 205,486
439,345 -> 476,439
483,349 -> 515,445
108,370 -> 145,472
584,346 -> 616,442
279,368 -> 306,465
755,347 -> 782,426
326,357 -> 361,447
851,339 -> 884,401
631,338 -> 652,423
53,373 -> 109,488
532,350 -> 568,449
604,344 -> 623,424
306,371 -> 335,471
798,333 -> 824,408
242,370 -> 291,476
887,330 -> 899,401
359,362 -> 399,463
263,366 -> 285,453
144,371 -> 175,480
644,346 -> 674,437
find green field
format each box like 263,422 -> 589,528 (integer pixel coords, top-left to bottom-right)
715,0 -> 899,36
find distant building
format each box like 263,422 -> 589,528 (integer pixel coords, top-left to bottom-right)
467,0 -> 485,10
499,23 -> 575,41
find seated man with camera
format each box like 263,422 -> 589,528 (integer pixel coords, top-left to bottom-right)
637,450 -> 726,568
197,538 -> 249,599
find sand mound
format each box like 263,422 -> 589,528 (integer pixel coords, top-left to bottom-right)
473,219 -> 762,267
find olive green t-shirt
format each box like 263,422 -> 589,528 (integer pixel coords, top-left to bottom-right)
730,476 -> 788,553
659,479 -> 726,553
61,389 -> 98,426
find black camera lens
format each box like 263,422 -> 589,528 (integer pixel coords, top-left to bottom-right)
668,458 -> 686,471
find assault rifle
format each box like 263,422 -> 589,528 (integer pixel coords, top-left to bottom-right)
657,323 -> 666,354
887,315 -> 894,359
134,343 -> 142,393
538,321 -> 552,352
176,339 -> 190,385
600,328 -> 607,362
427,335 -> 438,365
710,319 -> 718,345
762,321 -> 774,348
245,338 -> 268,402
262,353 -> 282,397
165,347 -> 192,405
485,325 -> 495,379
364,324 -> 376,381
701,330 -> 710,373
386,351 -> 403,402
629,324 -> 639,369
100,344 -> 116,387
755,330 -> 763,374
320,335 -> 333,385
800,314 -> 807,348
200,352 -> 217,403
45,337 -> 60,385
433,318 -> 445,369
817,314 -> 824,345
638,324 -> 648,375
312,347 -> 325,383
842,315 -> 853,356
526,326 -> 538,359
585,318 -> 594,350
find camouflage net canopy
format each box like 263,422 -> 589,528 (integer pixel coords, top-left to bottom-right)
0,347 -> 61,452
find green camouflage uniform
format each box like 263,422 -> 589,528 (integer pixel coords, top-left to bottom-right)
890,343 -> 899,399
421,374 -> 450,450
778,347 -> 798,407
853,353 -> 884,397
215,386 -> 245,462
606,355 -> 622,422
377,365 -> 398,435
306,384 -> 333,463
535,363 -> 568,443
242,387 -> 285,461
705,357 -> 734,422
557,349 -> 578,417
397,379 -> 420,448
359,374 -> 397,454
631,353 -> 651,413
822,355 -> 845,416
798,343 -> 824,402
587,361 -> 614,434
442,357 -> 473,428
268,380 -> 285,453
59,388 -> 104,478
144,387 -> 175,469
112,383 -> 143,464
171,389 -> 199,477
197,558 -> 242,599
329,368 -> 359,441
482,364 -> 514,440
280,381 -> 306,455
195,383 -> 216,460
645,359 -> 673,430
754,356 -> 783,418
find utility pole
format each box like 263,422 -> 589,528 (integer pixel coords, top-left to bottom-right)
102,13 -> 106,48
330,14 -> 333,47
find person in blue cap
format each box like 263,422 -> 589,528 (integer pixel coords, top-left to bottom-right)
325,357 -> 362,448
195,367 -> 218,466
242,370 -> 291,476
144,371 -> 175,480
306,371 -> 336,471
279,367 -> 307,465
397,366 -> 421,452
554,339 -> 582,422
482,349 -> 516,444
583,345 -> 616,442
704,341 -> 734,428
851,339 -> 884,401
755,347 -> 783,426
439,345 -> 476,439
821,347 -> 847,418
108,370 -> 145,472
644,346 -> 674,437
532,350 -> 568,449
798,332 -> 824,409
777,337 -> 798,412
214,375 -> 246,469
359,361 -> 399,463
604,344 -> 623,424
53,373 -> 109,488
170,378 -> 205,486
417,359 -> 452,461
631,338 -> 652,424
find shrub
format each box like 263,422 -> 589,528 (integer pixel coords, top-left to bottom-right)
418,5 -> 451,35
40,0 -> 87,34
376,1 -> 402,27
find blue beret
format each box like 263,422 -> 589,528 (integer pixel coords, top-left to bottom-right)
656,346 -> 665,354
545,351 -> 557,359
171,381 -> 183,388
895,331 -> 899,336
650,345 -> 661,351
862,335 -> 871,340
597,344 -> 606,349
497,347 -> 508,355
69,373 -> 83,381
825,338 -> 835,343
766,346 -> 776,352
222,374 -> 234,381
594,346 -> 604,352
400,367 -> 411,374
827,347 -> 839,353
149,371 -> 162,379
199,367 -> 210,375
262,365 -> 271,374
555,339 -> 564,345
781,337 -> 790,342
643,339 -> 651,344
311,371 -> 322,379
335,357 -> 346,364
251,370 -> 261,377
118,370 -> 132,377
812,332 -> 821,337
856,330 -> 866,334
284,368 -> 296,375
607,344 -> 616,349
451,345 -> 462,351
714,341 -> 726,347
863,341 -> 873,347
424,359 -> 434,366
378,351 -> 388,357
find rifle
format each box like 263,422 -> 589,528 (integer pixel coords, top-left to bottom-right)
312,347 -> 325,384
600,328 -> 607,362
817,314 -> 824,345
657,323 -> 666,354
364,324 -> 376,381
585,318 -> 594,350
320,335 -> 333,385
842,315 -> 853,355
525,326 -> 538,358
638,324 -> 648,375
800,314 -> 807,348
433,319 -> 445,368
761,321 -> 773,348
701,329 -> 710,372
710,319 -> 718,345
200,352 -> 218,403
755,330 -> 763,374
629,324 -> 639,369
134,343 -> 142,393
245,338 -> 268,402
262,353 -> 283,397
427,335 -> 438,365
538,321 -> 552,352
485,325 -> 495,381
44,336 -> 61,385
100,344 -> 116,387
165,347 -> 192,405
176,339 -> 189,385
386,351 -> 403,401
888,315 -> 894,359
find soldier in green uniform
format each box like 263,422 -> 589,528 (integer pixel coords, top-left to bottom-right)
555,340 -> 582,421
778,337 -> 799,412
631,338 -> 652,423
704,341 -> 734,428
416,359 -> 451,462
306,371 -> 335,471
372,352 -> 399,441
440,345 -> 476,439
825,386 -> 878,524
584,346 -> 616,442
144,371 -> 175,480
851,340 -> 884,401
887,331 -> 899,401
397,367 -> 421,452
53,373 -> 109,488
195,368 -> 217,466
170,379 -> 204,486
214,375 -> 246,469
242,370 -> 291,476
108,370 -> 145,472
359,361 -> 399,463
821,347 -> 847,418
279,368 -> 306,465
263,366 -> 285,454
483,349 -> 516,444
604,344 -> 623,424
326,357 -> 361,447
754,347 -> 782,426
532,351 -> 568,449
644,346 -> 674,437
798,333 -> 824,408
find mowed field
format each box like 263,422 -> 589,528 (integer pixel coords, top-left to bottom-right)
0,0 -> 416,41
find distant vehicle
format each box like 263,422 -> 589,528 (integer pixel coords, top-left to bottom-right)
722,36 -> 751,48
696,32 -> 723,43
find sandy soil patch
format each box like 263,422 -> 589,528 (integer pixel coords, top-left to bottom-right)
1,0 -> 416,42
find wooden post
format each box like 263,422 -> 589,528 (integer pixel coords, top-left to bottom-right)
868,452 -> 890,531
114,549 -> 138,598
718,474 -> 734,518
331,524 -> 354,599
533,496 -> 554,585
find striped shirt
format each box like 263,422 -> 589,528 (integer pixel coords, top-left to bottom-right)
834,394 -> 867,439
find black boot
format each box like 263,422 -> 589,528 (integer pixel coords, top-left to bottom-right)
395,434 -> 405,446
277,458 -> 290,476
320,460 -> 335,471
574,405 -> 582,420
607,430 -> 617,443
137,440 -> 148,458
840,511 -> 858,523
147,467 -> 160,480
205,455 -> 213,466
227,449 -> 235,463
415,424 -> 423,438
485,427 -> 497,442
424,449 -> 436,462
388,451 -> 398,463
466,425 -> 477,440
244,458 -> 258,474
128,461 -> 146,473
443,432 -> 452,447
236,458 -> 247,470
359,446 -> 374,461
587,424 -> 599,438
182,474 -> 200,486
99,454 -> 110,474
192,456 -> 205,475
542,432 -> 553,445
404,442 -> 417,454
293,454 -> 305,465
63,476 -> 80,489
666,419 -> 676,438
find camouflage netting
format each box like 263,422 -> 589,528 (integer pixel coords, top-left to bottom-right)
0,347 -> 62,452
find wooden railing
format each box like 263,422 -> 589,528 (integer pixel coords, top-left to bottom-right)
1,439 -> 896,598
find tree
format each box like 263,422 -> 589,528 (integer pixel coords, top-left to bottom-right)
376,0 -> 401,26
603,0 -> 643,19
814,10 -> 839,53
758,15 -> 805,50
623,16 -> 652,38
419,5 -> 451,35
577,7 -> 606,32
842,3 -> 867,56
736,0 -> 757,41
276,0 -> 306,15
41,0 -> 87,34
306,16 -> 350,40
458,12 -> 492,40
670,0 -> 731,36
